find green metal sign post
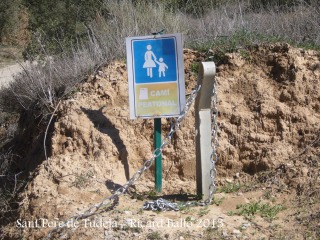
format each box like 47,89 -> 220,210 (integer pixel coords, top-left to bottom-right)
154,118 -> 162,192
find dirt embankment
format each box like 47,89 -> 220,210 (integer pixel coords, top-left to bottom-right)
2,43 -> 320,239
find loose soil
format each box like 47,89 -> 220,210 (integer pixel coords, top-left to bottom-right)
1,43 -> 320,239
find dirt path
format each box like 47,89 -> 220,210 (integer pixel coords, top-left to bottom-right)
0,63 -> 22,89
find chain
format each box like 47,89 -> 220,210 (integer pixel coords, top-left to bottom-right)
46,81 -> 218,237
144,80 -> 219,210
208,80 -> 219,204
46,85 -> 201,239
143,198 -> 179,211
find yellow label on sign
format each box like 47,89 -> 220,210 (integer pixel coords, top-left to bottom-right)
135,83 -> 179,117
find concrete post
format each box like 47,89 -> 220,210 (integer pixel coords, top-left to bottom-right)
195,62 -> 216,199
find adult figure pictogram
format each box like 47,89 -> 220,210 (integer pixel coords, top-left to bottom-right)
143,45 -> 157,78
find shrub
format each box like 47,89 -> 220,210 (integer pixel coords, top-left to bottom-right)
23,0 -> 103,56
0,31 -> 110,115
0,0 -> 23,45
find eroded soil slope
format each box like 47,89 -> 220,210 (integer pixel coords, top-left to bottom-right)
3,43 -> 320,239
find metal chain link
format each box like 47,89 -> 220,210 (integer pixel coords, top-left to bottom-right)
207,80 -> 219,204
143,198 -> 179,211
46,85 -> 202,239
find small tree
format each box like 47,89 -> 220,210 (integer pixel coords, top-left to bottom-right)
0,0 -> 23,44
22,0 -> 103,57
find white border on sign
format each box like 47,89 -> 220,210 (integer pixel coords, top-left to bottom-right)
126,33 -> 185,119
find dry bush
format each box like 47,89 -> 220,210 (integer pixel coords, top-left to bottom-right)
0,32 -> 110,115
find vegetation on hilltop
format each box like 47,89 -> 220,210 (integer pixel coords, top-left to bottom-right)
1,0 -> 319,55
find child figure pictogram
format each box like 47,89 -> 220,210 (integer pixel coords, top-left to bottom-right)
155,57 -> 168,78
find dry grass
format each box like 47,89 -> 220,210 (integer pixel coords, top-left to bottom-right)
0,36 -> 108,115
186,1 -> 320,48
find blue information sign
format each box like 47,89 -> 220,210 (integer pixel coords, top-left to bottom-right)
132,38 -> 177,83
126,33 -> 185,119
